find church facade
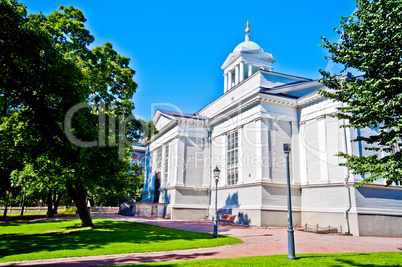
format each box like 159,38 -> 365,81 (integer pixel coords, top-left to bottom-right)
142,25 -> 402,237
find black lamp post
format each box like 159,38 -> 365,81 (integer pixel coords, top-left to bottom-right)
213,166 -> 221,238
283,143 -> 296,260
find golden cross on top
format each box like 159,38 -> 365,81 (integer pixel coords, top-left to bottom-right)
245,21 -> 250,34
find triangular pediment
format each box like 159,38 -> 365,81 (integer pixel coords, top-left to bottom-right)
153,111 -> 174,131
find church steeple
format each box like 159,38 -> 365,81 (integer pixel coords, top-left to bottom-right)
221,21 -> 276,93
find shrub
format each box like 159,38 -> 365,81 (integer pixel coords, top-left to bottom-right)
59,207 -> 78,214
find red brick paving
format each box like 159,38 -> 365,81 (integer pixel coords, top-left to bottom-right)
2,213 -> 402,266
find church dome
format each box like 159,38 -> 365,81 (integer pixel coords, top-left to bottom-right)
233,40 -> 263,52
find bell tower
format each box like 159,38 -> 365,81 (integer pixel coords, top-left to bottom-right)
221,22 -> 276,93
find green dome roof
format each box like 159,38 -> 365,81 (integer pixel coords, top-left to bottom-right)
233,40 -> 263,52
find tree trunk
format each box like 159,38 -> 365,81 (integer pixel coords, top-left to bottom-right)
46,190 -> 54,218
52,191 -> 63,215
2,192 -> 10,220
66,182 -> 93,227
20,192 -> 25,216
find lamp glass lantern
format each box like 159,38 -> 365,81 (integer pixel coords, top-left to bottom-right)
213,166 -> 221,182
283,143 -> 291,154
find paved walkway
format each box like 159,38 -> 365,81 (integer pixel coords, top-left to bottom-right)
4,214 -> 402,266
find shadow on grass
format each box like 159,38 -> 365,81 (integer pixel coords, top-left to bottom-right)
88,252 -> 217,267
297,253 -> 371,259
0,219 -> 233,261
334,259 -> 381,266
298,253 -> 393,267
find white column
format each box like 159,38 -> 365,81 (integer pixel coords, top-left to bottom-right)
224,73 -> 228,92
240,62 -> 244,82
174,138 -> 185,186
235,65 -> 239,85
203,138 -> 210,188
255,119 -> 263,182
317,117 -> 329,182
299,122 -> 308,185
291,122 -> 299,184
254,119 -> 270,182
161,146 -> 166,187
248,64 -> 252,77
228,71 -> 233,90
238,126 -> 244,184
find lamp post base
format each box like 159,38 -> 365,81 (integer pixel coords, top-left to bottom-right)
213,220 -> 218,238
287,228 -> 296,259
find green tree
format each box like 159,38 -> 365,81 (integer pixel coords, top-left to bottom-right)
0,111 -> 31,218
319,0 -> 402,186
0,0 -> 141,226
11,158 -> 67,218
139,119 -> 158,142
90,163 -> 143,206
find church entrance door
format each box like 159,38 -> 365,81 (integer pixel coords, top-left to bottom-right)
154,172 -> 161,203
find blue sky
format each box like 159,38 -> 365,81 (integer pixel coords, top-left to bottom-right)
23,0 -> 357,121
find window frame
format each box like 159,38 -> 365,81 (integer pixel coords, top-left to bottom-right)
164,144 -> 169,182
227,131 -> 239,185
156,148 -> 162,170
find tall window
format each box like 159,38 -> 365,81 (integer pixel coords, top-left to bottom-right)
164,145 -> 169,181
227,131 -> 238,185
156,148 -> 162,169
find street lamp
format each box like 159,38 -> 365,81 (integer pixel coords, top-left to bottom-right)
283,143 -> 296,260
213,166 -> 221,238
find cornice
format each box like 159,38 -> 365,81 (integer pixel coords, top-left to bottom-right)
241,53 -> 275,63
221,50 -> 276,70
259,93 -> 297,106
296,91 -> 325,107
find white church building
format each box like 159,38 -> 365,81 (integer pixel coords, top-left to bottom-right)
142,25 -> 402,237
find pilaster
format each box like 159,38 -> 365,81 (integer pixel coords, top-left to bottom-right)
291,122 -> 299,184
174,138 -> 185,186
299,122 -> 308,185
161,145 -> 167,187
203,137 -> 211,187
238,126 -> 244,184
256,119 -> 270,182
317,117 -> 329,182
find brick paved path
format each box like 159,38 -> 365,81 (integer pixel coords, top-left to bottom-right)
3,214 -> 402,266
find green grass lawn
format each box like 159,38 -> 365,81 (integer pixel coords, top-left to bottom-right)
0,219 -> 242,263
124,252 -> 402,266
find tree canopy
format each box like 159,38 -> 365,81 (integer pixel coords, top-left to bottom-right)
319,0 -> 402,186
0,0 -> 143,225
